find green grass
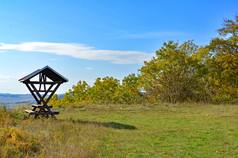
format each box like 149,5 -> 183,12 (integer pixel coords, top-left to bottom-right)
1,104 -> 238,157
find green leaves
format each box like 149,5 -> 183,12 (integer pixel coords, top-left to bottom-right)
50,75 -> 144,106
138,15 -> 238,104
207,15 -> 238,102
218,15 -> 238,36
51,15 -> 238,105
139,40 -> 210,103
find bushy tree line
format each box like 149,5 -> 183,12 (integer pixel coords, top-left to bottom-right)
49,75 -> 144,107
50,15 -> 238,106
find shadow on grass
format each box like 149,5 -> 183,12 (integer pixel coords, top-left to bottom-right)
61,119 -> 137,130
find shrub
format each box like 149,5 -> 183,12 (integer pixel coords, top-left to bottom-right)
0,127 -> 40,157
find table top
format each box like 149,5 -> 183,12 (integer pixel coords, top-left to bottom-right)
32,104 -> 53,108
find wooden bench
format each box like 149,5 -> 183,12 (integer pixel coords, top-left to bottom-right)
25,110 -> 36,114
25,104 -> 59,119
51,110 -> 59,115
25,110 -> 59,115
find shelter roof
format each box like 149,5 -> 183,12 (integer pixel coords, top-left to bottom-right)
19,66 -> 68,83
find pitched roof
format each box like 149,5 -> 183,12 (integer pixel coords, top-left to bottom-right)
19,66 -> 68,83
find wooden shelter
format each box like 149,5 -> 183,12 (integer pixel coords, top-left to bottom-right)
19,66 -> 68,119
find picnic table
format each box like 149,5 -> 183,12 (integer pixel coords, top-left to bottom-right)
19,66 -> 68,119
25,104 -> 59,119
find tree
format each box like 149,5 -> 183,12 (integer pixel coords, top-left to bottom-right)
48,94 -> 60,107
139,40 -> 209,103
88,77 -> 120,104
71,80 -> 89,103
60,90 -> 73,106
207,15 -> 238,102
116,74 -> 144,104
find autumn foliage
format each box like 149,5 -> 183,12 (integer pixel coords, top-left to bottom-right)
50,15 -> 238,106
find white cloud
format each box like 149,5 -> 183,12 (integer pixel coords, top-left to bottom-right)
85,67 -> 93,70
0,42 -> 154,64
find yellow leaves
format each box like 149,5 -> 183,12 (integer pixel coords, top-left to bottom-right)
0,108 -> 12,127
214,80 -> 220,86
0,127 -> 40,156
223,61 -> 229,69
218,15 -> 238,36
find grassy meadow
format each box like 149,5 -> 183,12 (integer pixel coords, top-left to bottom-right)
0,104 -> 238,157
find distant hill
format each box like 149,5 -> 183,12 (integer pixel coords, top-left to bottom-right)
0,93 -> 64,105
0,93 -> 35,104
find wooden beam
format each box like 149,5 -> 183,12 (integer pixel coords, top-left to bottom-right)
39,73 -> 42,91
32,90 -> 54,92
25,83 -> 40,104
42,84 -> 55,98
43,74 -> 46,91
24,81 -> 61,84
30,83 -> 47,105
46,83 -> 61,103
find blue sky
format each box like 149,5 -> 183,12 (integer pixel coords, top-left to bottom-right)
0,0 -> 237,94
